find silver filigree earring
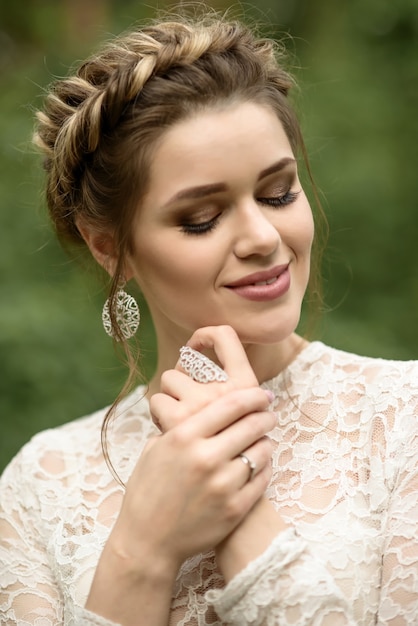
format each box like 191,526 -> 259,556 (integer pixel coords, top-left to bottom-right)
102,286 -> 140,340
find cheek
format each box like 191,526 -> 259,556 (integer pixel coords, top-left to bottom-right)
287,203 -> 315,257
131,233 -> 209,293
304,211 -> 315,252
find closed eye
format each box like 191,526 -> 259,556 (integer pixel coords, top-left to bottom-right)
258,190 -> 300,207
179,213 -> 221,235
179,189 -> 300,236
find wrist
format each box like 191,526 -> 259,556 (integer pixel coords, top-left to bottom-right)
104,523 -> 180,584
85,529 -> 179,624
216,497 -> 287,582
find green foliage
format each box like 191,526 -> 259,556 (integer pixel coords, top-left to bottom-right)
0,0 -> 417,472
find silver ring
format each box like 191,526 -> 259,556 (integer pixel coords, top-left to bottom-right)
239,453 -> 257,482
179,346 -> 228,383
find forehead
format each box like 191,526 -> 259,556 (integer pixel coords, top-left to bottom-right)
144,101 -> 295,205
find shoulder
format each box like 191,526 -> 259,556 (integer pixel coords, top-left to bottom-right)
286,341 -> 418,442
0,385 -> 153,497
301,341 -> 418,395
0,386 -> 154,553
308,342 -> 417,451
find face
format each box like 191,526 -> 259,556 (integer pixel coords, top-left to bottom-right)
127,101 -> 314,348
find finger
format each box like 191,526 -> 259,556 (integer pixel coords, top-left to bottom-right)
238,436 -> 274,483
218,436 -> 273,491
227,463 -> 272,519
182,325 -> 258,386
160,368 -> 223,406
149,393 -> 182,432
159,369 -> 201,400
193,438 -> 272,518
213,409 -> 277,460
157,369 -> 229,429
184,387 -> 273,439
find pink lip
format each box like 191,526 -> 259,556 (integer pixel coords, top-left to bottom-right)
226,264 -> 289,287
225,263 -> 291,302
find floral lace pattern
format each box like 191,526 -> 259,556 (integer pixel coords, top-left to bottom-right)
1,342 -> 418,625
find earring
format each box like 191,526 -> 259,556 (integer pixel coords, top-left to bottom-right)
102,286 -> 140,340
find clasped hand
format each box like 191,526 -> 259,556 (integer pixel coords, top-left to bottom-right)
110,325 -> 276,575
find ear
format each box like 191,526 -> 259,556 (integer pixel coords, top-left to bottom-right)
76,217 -> 136,282
76,219 -> 118,277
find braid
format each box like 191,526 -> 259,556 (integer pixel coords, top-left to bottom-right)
35,15 -> 304,315
35,20 -> 292,240
33,8 -> 303,343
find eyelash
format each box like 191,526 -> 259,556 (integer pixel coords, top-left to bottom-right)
258,190 -> 299,208
180,216 -> 220,235
180,190 -> 300,236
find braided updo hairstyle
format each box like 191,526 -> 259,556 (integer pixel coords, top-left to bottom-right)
34,11 -> 324,478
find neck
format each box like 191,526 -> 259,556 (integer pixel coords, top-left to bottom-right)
147,331 -> 308,396
243,334 -> 308,383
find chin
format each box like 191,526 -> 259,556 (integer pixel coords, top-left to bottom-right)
230,313 -> 301,346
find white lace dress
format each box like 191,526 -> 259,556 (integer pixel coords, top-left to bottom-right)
1,342 -> 418,625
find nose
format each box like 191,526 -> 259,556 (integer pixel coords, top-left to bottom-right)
233,201 -> 280,259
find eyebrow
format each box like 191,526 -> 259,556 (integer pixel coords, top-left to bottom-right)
164,157 -> 296,206
257,157 -> 296,180
166,183 -> 228,205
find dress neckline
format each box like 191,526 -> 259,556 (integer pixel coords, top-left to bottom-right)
127,340 -> 327,414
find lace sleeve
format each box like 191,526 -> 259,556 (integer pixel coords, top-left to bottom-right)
74,607 -> 120,626
206,407 -> 418,626
0,448 -> 120,626
0,447 -> 65,624
206,528 -> 357,625
378,413 -> 418,624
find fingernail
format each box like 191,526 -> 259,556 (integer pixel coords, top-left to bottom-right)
264,389 -> 275,403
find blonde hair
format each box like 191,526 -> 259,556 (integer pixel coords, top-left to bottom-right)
34,10 -> 326,481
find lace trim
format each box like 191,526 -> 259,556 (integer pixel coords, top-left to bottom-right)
74,606 -> 121,626
206,528 -> 306,619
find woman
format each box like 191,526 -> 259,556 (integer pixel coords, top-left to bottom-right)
1,11 -> 417,626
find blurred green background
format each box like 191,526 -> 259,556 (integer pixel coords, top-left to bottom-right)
1,0 -> 417,472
